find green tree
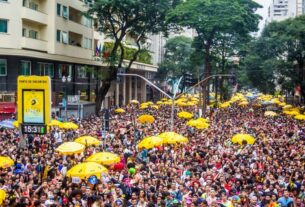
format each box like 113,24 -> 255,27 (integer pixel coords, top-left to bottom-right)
241,15 -> 305,100
167,0 -> 261,110
87,0 -> 177,114
156,36 -> 197,91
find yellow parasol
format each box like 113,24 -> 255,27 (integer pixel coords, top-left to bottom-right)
137,114 -> 155,124
130,100 -> 139,104
48,119 -> 62,126
219,102 -> 231,108
13,121 -> 19,128
186,119 -> 210,130
0,189 -> 6,205
137,136 -> 163,149
238,101 -> 249,107
150,105 -> 159,110
59,122 -> 79,130
177,111 -> 193,119
86,152 -> 120,165
231,134 -> 255,145
66,162 -> 108,179
74,136 -> 100,146
264,111 -> 277,117
294,114 -> 305,121
115,108 -> 125,113
55,142 -> 85,155
0,156 -> 14,168
159,132 -> 188,144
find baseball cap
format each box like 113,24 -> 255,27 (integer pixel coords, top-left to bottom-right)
115,199 -> 123,206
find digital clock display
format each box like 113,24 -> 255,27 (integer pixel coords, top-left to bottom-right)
21,124 -> 46,135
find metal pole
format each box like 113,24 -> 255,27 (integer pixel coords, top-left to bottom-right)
175,74 -> 233,100
77,91 -> 80,121
65,84 -> 68,122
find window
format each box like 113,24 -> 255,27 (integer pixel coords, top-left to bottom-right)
84,17 -> 92,27
29,30 -> 38,39
58,64 -> 72,78
22,28 -> 26,37
77,66 -> 87,78
38,63 -> 54,77
29,1 -> 38,10
56,30 -> 61,42
0,19 -> 8,33
20,61 -> 31,75
57,3 -> 61,16
84,38 -> 92,49
62,6 -> 68,19
62,31 -> 68,44
0,59 -> 7,76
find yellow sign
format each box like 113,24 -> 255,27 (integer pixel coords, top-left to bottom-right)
23,90 -> 44,124
17,76 -> 51,125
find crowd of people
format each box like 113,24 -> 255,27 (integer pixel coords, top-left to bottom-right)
0,97 -> 304,207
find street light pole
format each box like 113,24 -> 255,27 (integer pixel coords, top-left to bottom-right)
175,74 -> 234,116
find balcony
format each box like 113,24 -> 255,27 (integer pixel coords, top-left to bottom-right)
55,42 -> 93,60
21,37 -> 48,52
21,6 -> 48,25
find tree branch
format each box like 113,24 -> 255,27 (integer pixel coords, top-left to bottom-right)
126,32 -> 146,71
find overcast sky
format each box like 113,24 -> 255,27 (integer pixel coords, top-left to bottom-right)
254,0 -> 272,32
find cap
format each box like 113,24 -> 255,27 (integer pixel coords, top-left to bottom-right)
115,199 -> 123,205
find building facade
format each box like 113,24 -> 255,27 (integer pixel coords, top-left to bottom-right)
0,0 -> 157,115
268,0 -> 305,22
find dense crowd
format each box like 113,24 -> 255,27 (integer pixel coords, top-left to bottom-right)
0,100 -> 304,207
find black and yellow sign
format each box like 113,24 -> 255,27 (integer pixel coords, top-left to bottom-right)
17,76 -> 51,134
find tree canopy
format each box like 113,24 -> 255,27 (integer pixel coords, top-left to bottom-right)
88,0 -> 178,113
240,15 -> 305,100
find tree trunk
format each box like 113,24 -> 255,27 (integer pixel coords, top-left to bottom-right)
95,81 -> 112,115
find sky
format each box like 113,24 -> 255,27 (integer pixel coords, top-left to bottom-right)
254,0 -> 272,32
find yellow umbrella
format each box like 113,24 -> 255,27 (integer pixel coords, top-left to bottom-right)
86,152 -> 120,165
75,136 -> 100,146
220,102 -> 230,108
48,119 -> 62,126
264,111 -> 277,117
283,105 -> 293,110
130,100 -> 139,104
177,111 -> 193,119
137,136 -> 163,149
159,132 -> 188,144
66,162 -> 108,179
238,101 -> 249,106
283,110 -> 300,116
0,156 -> 14,168
56,142 -> 85,155
156,101 -> 163,105
140,104 -> 149,109
13,121 -> 19,128
186,119 -> 210,130
231,134 -> 255,145
0,189 -> 6,205
294,114 -> 305,121
115,108 -> 125,113
150,105 -> 159,110
59,122 -> 79,130
137,114 -> 155,124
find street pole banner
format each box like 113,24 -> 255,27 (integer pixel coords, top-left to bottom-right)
17,76 -> 51,134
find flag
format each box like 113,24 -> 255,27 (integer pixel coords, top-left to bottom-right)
98,43 -> 101,56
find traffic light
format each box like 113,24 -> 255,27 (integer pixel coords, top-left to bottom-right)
184,72 -> 193,87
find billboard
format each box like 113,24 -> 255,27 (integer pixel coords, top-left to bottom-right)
17,76 -> 51,134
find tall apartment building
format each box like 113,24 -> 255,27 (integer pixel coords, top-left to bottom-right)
268,0 -> 305,22
0,0 -> 157,114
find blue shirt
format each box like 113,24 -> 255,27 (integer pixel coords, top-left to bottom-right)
278,197 -> 294,207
